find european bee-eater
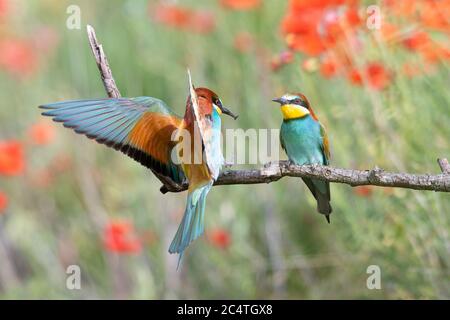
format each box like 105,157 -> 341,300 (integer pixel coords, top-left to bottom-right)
39,72 -> 237,264
273,93 -> 332,223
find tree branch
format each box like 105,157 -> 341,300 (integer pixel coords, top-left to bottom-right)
87,25 -> 121,99
438,158 -> 450,174
86,25 -> 450,194
159,161 -> 450,193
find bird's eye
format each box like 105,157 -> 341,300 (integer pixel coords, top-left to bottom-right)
294,98 -> 306,108
214,99 -> 222,108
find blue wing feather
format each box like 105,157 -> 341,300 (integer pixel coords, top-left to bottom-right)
40,97 -> 185,184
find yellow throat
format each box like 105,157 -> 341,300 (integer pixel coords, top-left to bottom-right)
280,104 -> 310,120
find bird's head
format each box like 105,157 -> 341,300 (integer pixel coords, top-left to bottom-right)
272,93 -> 316,120
193,87 -> 238,120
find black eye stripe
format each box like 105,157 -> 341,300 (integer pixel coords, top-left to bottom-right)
291,98 -> 307,108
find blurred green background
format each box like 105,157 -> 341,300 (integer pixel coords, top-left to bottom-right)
0,0 -> 449,299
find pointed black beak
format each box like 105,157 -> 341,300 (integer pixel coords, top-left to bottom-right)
221,106 -> 238,120
272,97 -> 285,105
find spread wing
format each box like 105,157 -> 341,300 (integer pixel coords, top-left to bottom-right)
40,97 -> 185,184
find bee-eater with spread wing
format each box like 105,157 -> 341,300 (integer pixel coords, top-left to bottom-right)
39,72 -> 237,265
272,93 -> 332,223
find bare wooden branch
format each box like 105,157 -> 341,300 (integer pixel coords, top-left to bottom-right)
159,161 -> 450,193
86,25 -> 450,195
87,25 -> 121,99
438,158 -> 450,174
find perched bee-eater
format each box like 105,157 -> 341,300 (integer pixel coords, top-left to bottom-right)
40,72 -> 237,264
273,93 -> 332,223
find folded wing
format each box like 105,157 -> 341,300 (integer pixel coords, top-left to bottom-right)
40,97 -> 185,185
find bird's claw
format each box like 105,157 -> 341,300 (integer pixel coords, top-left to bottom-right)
223,161 -> 234,168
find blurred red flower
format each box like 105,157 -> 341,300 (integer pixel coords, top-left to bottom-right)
208,228 -> 231,249
282,0 -> 360,56
0,140 -> 25,176
285,32 -> 326,56
0,191 -> 8,214
103,220 -> 142,254
233,32 -> 254,53
348,68 -> 363,85
0,39 -> 37,77
27,121 -> 55,145
365,62 -> 391,90
402,31 -> 430,51
271,51 -> 294,71
221,0 -> 261,10
347,63 -> 391,89
420,0 -> 450,32
320,55 -> 338,78
152,3 -> 215,34
418,42 -> 450,64
190,11 -> 215,34
383,0 -> 416,17
378,23 -> 400,43
344,6 -> 361,27
353,186 -> 373,197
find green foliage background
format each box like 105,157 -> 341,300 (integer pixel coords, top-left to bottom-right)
0,0 -> 449,299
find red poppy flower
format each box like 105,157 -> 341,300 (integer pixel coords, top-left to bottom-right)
353,186 -> 373,197
418,42 -> 450,64
190,11 -> 215,34
221,0 -> 261,10
103,220 -> 142,254
402,31 -> 430,51
0,191 -> 8,214
289,0 -> 347,11
208,228 -> 231,249
383,0 -> 417,17
152,4 -> 215,34
27,121 -> 55,145
344,6 -> 361,27
365,62 -> 391,90
320,55 -> 339,78
379,23 -> 400,43
286,33 -> 326,56
0,39 -> 37,77
0,140 -> 25,176
420,0 -> 450,32
348,68 -> 363,85
271,51 -> 294,71
282,2 -> 357,56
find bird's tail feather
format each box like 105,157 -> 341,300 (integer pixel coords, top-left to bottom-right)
302,177 -> 332,221
169,182 -> 212,268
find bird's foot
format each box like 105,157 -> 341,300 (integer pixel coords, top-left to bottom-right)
223,161 -> 234,168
